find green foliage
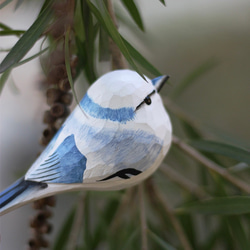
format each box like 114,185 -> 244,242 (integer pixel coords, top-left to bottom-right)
86,0 -> 144,79
0,23 -> 25,36
148,230 -> 176,250
0,0 -> 160,93
121,37 -> 162,76
0,1 -> 249,250
0,68 -> 11,93
189,140 -> 250,165
0,0 -> 14,9
0,0 -> 53,74
121,0 -> 144,31
158,0 -> 166,6
176,196 -> 250,215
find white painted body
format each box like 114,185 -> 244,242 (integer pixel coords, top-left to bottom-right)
0,69 -> 172,215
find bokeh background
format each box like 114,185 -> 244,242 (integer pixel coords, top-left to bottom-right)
0,0 -> 249,249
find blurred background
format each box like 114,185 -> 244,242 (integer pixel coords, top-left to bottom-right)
0,0 -> 249,249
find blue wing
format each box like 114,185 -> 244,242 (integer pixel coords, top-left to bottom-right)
26,134 -> 87,184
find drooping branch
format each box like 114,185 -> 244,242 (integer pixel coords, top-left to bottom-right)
147,180 -> 193,250
172,135 -> 250,193
160,164 -> 209,199
107,0 -> 127,69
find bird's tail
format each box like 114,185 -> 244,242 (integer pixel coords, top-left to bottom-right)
0,177 -> 47,216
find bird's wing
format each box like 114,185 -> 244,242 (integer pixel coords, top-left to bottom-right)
25,134 -> 87,184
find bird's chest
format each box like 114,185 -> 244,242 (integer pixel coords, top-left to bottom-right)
78,125 -> 163,178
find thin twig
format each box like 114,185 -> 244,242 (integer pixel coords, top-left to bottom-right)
152,184 -> 193,250
139,184 -> 148,250
107,0 -> 127,69
110,188 -> 136,231
67,192 -> 86,250
172,135 -> 250,193
160,163 -> 209,199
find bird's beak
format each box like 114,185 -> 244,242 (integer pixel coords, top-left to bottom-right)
151,75 -> 170,93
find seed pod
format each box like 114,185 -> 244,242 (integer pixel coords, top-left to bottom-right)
46,88 -> 62,106
60,92 -> 73,105
32,199 -> 47,210
50,103 -> 66,118
43,110 -> 56,124
39,222 -> 53,234
28,236 -> 49,248
58,79 -> 71,92
48,50 -> 65,66
39,127 -> 57,146
47,64 -> 67,84
44,196 -> 56,207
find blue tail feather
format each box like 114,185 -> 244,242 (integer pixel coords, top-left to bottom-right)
0,177 -> 47,211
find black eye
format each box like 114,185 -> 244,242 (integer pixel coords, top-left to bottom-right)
144,96 -> 151,105
135,90 -> 155,111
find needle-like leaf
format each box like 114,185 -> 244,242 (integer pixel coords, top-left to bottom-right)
189,140 -> 250,164
86,0 -> 145,79
0,0 -> 53,73
121,0 -> 144,31
176,196 -> 250,215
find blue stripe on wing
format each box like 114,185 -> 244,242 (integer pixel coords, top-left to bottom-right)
80,94 -> 135,124
27,135 -> 87,184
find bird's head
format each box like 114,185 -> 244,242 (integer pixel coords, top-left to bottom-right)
80,69 -> 172,151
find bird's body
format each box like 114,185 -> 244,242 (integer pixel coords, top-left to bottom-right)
0,70 -> 172,215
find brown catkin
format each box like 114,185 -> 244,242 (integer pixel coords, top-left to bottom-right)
28,1 -> 77,249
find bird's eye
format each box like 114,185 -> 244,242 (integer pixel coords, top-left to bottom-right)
135,90 -> 155,111
144,96 -> 151,105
